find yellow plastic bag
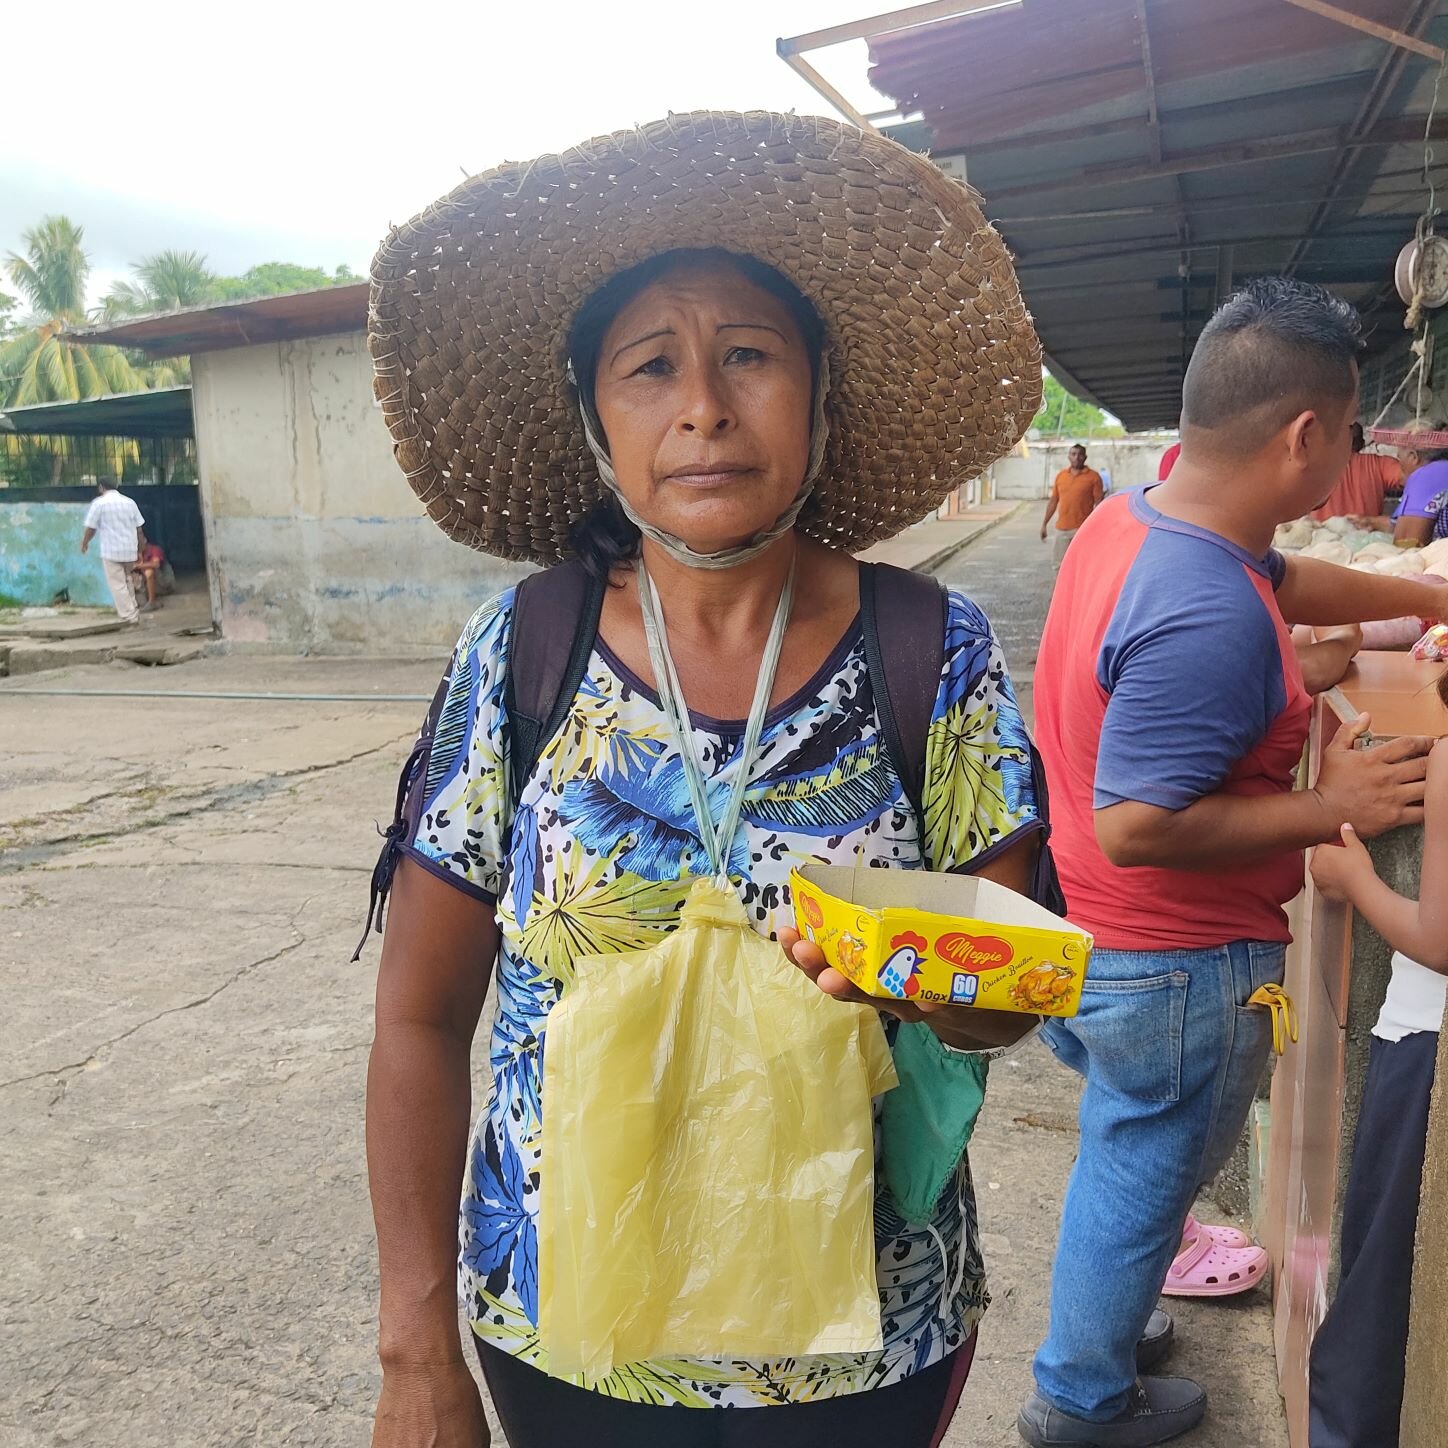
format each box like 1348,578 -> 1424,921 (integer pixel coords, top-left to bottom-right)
539,877 -> 897,1380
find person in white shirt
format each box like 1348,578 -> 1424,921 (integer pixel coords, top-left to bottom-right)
1306,731 -> 1448,1448
80,479 -> 146,624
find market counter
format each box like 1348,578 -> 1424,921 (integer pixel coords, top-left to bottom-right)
1265,652 -> 1448,1448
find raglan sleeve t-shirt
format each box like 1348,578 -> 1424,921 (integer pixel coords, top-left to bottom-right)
1034,489 -> 1312,950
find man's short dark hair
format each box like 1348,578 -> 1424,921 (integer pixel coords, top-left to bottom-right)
1181,278 -> 1363,450
96,476 -> 117,491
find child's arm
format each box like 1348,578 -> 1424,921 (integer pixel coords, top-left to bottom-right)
1310,738 -> 1448,971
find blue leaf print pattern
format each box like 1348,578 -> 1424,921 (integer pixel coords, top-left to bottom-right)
743,735 -> 896,837
463,1125 -> 539,1326
510,803 -> 539,930
561,757 -> 751,880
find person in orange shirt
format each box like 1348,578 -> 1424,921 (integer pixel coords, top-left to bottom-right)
1040,443 -> 1105,565
1311,421 -> 1403,522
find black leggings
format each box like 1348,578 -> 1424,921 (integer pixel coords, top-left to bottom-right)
1308,1030 -> 1438,1448
475,1333 -> 977,1448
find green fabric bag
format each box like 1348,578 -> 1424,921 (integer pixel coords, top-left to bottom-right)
880,1020 -> 989,1224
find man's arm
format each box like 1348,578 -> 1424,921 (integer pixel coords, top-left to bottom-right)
135,526 -> 146,562
1090,473 -> 1104,509
1276,554 -> 1448,626
79,527 -> 95,555
1096,717 -> 1429,870
1040,482 -> 1059,540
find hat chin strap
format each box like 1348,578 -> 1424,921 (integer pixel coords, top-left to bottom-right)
571,356 -> 832,571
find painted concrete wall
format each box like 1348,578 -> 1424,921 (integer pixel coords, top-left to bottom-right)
992,438 -> 1176,500
0,501 -> 113,607
6,485 -> 206,572
191,331 -> 527,653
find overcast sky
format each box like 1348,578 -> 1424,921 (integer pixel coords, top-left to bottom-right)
2,0 -> 906,308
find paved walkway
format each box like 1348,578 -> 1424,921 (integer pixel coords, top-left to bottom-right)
861,500 -> 1022,575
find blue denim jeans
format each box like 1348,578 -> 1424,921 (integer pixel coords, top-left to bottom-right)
1034,940 -> 1286,1422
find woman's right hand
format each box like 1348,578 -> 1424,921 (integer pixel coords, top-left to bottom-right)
372,1361 -> 490,1448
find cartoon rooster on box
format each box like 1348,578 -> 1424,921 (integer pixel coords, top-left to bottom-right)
877,932 -> 929,999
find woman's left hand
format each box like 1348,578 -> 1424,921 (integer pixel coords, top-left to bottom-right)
778,927 -> 1036,1050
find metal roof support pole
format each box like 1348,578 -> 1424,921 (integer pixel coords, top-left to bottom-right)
1280,0 -> 1445,63
1137,0 -> 1192,392
1215,246 -> 1236,310
775,49 -> 878,130
776,0 -> 1023,129
1285,0 -> 1441,275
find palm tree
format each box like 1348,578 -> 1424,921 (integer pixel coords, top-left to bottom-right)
100,249 -> 216,319
0,215 -> 145,407
98,249 -> 219,387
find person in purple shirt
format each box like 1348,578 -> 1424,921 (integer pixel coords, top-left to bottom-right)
1392,423 -> 1448,545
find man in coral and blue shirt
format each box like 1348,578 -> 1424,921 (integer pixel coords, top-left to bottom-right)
1020,279 -> 1448,1448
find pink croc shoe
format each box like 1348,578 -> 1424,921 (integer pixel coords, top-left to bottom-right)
1162,1219 -> 1268,1298
1183,1210 -> 1252,1251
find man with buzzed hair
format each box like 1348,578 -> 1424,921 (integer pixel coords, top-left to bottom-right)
1019,278 -> 1448,1448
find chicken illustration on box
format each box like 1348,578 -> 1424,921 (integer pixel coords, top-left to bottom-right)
876,932 -> 928,999
789,865 -> 1092,1017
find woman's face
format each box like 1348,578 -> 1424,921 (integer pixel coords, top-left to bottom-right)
592,261 -> 814,555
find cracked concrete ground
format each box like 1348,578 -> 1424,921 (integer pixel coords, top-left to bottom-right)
2,548 -> 1285,1446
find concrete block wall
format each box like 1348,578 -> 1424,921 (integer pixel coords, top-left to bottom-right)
191,332 -> 527,654
0,501 -> 113,607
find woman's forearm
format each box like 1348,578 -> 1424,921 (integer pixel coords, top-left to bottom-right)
367,1021 -> 476,1366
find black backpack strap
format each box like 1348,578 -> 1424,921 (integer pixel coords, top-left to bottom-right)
505,559 -> 607,810
861,560 -> 1069,915
352,662 -> 454,960
860,561 -> 946,831
353,563 -> 605,961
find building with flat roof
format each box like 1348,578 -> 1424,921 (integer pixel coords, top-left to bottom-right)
70,287 -> 524,652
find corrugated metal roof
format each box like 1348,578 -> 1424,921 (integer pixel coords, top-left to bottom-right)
66,283 -> 369,358
868,0 -> 1448,428
0,386 -> 194,439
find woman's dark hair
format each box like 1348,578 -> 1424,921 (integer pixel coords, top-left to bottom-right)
565,248 -> 826,579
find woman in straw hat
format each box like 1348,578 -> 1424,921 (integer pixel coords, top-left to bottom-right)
364,110 -> 1044,1448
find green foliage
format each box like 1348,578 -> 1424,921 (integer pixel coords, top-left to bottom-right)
101,250 -> 216,320
1034,371 -> 1112,438
2,216 -> 146,406
0,217 -> 364,411
208,261 -> 364,302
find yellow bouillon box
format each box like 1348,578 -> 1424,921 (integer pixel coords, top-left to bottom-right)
789,865 -> 1092,1017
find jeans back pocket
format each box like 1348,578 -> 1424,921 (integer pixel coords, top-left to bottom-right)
1071,971 -> 1190,1105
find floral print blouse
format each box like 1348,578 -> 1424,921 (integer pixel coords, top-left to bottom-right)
404,584 -> 1039,1408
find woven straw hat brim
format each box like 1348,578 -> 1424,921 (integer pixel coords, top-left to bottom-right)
369,110 -> 1042,564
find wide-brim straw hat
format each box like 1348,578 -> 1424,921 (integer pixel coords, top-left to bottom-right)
369,110 -> 1042,564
